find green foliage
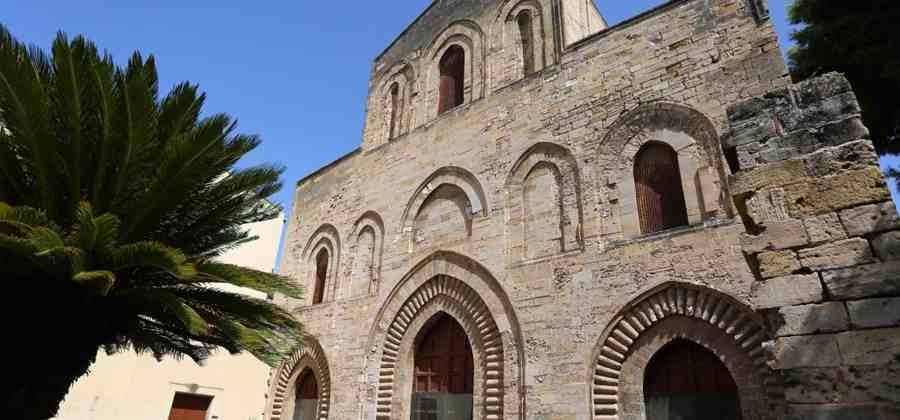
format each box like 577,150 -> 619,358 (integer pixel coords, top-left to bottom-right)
0,23 -> 303,384
788,0 -> 900,154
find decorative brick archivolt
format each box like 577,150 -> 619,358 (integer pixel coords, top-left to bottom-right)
425,20 -> 486,118
366,251 -> 525,420
505,142 -> 584,262
597,102 -> 731,240
301,224 -> 341,304
589,282 -> 784,420
267,338 -> 332,420
401,166 -> 488,250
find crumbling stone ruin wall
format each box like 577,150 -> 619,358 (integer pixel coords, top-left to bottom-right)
725,73 -> 900,420
264,0 -> 895,419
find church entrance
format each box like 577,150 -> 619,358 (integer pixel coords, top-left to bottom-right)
293,369 -> 318,420
411,314 -> 474,420
644,339 -> 742,420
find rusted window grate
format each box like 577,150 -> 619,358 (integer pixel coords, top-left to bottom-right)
438,46 -> 465,114
634,142 -> 689,234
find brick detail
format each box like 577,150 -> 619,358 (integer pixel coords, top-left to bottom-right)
268,339 -> 331,420
590,283 -> 781,419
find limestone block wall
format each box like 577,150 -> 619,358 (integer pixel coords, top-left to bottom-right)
268,1 -> 796,419
724,73 -> 900,420
363,0 -> 609,151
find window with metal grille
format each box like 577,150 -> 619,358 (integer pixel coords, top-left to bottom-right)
313,249 -> 328,304
517,10 -> 535,76
411,314 -> 473,420
438,46 -> 465,114
634,142 -> 689,234
644,340 -> 742,420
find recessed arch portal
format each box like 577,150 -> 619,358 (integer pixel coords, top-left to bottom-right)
267,338 -> 332,420
589,283 -> 785,420
366,251 -> 525,419
644,339 -> 742,419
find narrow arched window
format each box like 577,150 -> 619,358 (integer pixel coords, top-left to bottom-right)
388,82 -> 401,139
412,314 -> 473,419
438,45 -> 465,114
634,142 -> 689,234
517,10 -> 535,76
293,369 -> 319,420
645,340 -> 742,419
313,249 -> 328,305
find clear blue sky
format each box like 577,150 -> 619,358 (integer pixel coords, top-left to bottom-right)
6,1 -> 893,210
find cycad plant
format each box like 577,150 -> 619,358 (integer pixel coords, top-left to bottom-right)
0,26 -> 303,419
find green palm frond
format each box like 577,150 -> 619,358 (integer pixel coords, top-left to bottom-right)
116,288 -> 210,336
196,262 -> 303,300
111,241 -> 196,278
72,270 -> 116,296
0,24 -> 300,417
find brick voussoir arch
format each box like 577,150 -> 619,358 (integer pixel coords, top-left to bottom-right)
367,251 -> 525,420
268,338 -> 332,420
589,282 -> 783,420
377,276 -> 504,419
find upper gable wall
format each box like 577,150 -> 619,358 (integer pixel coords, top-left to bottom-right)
363,0 -> 606,151
560,0 -> 607,45
372,0 -> 495,78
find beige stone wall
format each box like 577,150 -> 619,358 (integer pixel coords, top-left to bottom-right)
725,73 -> 900,419
54,214 -> 284,420
272,0 -> 800,419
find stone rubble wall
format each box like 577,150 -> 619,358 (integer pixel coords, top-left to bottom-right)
724,72 -> 900,420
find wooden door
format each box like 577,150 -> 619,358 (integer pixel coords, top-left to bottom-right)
414,315 -> 473,394
644,340 -> 741,420
167,393 -> 212,420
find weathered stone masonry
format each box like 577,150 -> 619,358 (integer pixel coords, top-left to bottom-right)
266,0 -> 900,419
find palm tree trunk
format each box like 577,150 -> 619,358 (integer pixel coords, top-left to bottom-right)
4,282 -> 104,420
5,341 -> 98,420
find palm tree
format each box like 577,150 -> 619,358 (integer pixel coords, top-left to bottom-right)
0,26 -> 303,419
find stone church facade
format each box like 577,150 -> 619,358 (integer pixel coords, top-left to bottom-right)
267,0 -> 900,419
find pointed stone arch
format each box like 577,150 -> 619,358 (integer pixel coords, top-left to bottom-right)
366,251 -> 525,420
301,224 -> 341,304
589,282 -> 785,420
377,63 -> 417,143
267,338 -> 332,420
401,167 -> 488,252
425,20 -> 486,118
491,0 -> 552,88
597,102 -> 731,240
348,211 -> 385,298
505,142 -> 584,262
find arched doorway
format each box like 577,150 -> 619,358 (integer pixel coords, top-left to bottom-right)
412,314 -> 474,420
293,369 -> 318,420
644,339 -> 741,420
